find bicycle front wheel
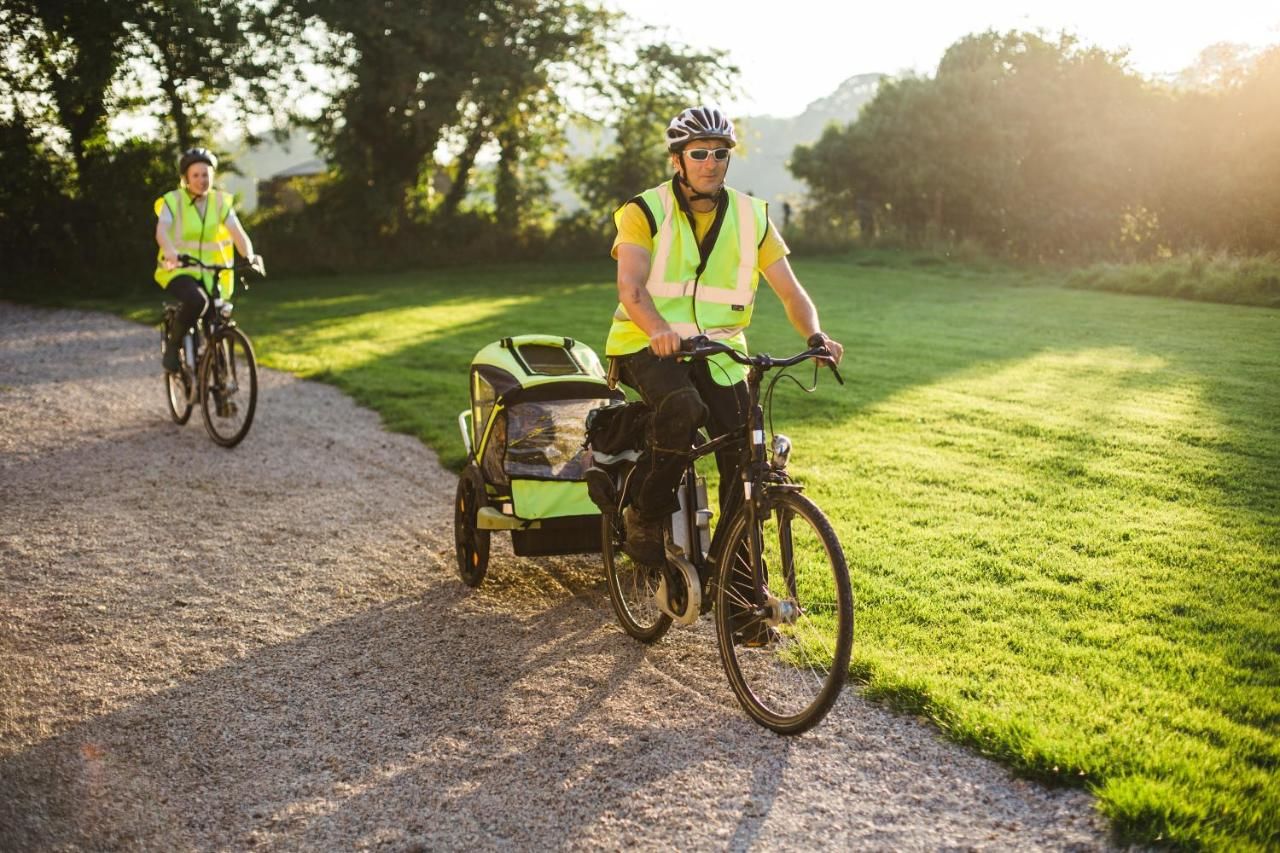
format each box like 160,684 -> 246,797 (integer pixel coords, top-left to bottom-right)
199,327 -> 258,448
714,489 -> 852,734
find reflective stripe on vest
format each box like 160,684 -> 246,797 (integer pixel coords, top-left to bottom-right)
642,183 -> 760,307
606,181 -> 767,360
154,189 -> 236,296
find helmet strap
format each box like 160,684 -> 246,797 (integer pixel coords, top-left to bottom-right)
675,165 -> 723,204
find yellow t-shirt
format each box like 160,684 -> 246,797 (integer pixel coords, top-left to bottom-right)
611,199 -> 789,272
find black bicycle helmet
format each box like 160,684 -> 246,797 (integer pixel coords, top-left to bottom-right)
665,106 -> 737,152
179,147 -> 218,175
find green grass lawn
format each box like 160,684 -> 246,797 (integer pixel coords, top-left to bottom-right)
117,254 -> 1278,850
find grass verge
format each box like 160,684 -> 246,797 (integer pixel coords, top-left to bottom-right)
1064,250 -> 1280,308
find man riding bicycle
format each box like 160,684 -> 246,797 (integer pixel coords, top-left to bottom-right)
608,105 -> 844,566
155,147 -> 264,373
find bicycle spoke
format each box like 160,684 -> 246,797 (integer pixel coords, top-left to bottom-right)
603,486 -> 671,643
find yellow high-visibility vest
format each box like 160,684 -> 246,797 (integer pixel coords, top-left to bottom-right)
607,179 -> 767,385
154,189 -> 236,298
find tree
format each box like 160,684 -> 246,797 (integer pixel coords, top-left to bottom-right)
123,0 -> 277,152
440,0 -> 612,234
791,30 -> 1155,259
1,0 -> 128,195
565,39 -> 739,223
301,0 -> 610,240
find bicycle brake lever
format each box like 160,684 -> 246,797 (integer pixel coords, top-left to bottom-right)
814,351 -> 844,385
680,334 -> 711,353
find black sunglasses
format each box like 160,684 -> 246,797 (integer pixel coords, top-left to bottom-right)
684,147 -> 731,162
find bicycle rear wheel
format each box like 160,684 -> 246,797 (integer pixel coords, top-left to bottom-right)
165,367 -> 193,425
714,490 -> 852,734
199,327 -> 258,447
603,507 -> 671,643
162,311 -> 193,425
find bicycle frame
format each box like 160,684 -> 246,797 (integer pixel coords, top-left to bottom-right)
161,254 -> 264,447
172,253 -> 260,378
603,336 -> 850,732
665,337 -> 841,617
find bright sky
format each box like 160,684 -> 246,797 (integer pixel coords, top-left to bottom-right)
606,0 -> 1280,117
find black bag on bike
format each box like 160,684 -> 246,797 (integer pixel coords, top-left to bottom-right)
584,400 -> 651,456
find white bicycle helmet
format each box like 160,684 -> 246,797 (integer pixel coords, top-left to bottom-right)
665,106 -> 737,152
179,147 -> 218,175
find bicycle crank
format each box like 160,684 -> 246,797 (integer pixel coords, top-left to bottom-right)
655,549 -> 701,626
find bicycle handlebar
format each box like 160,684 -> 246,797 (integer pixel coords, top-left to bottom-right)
678,335 -> 844,385
176,253 -> 266,277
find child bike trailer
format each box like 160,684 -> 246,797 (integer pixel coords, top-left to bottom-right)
454,334 -> 624,586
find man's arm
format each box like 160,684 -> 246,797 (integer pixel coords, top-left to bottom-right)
761,256 -> 844,363
617,243 -> 682,357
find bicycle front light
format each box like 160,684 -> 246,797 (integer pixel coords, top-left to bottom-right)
218,302 -> 234,319
770,433 -> 792,471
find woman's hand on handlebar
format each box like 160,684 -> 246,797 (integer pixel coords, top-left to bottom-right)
175,253 -> 266,276
649,327 -> 683,358
162,251 -> 180,271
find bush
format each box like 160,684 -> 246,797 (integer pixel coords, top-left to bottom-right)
0,130 -> 173,300
1064,251 -> 1280,308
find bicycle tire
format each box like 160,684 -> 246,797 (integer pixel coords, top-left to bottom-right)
162,311 -> 193,425
714,489 -> 852,734
165,368 -> 194,425
199,326 -> 257,448
454,463 -> 491,587
602,505 -> 672,643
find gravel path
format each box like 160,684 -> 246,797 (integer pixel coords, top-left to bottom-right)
0,302 -> 1119,851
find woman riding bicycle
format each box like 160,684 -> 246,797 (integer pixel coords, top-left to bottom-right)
155,147 -> 264,373
608,105 -> 844,565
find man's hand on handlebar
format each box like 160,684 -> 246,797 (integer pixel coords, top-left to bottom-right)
807,332 -> 844,365
648,327 -> 683,358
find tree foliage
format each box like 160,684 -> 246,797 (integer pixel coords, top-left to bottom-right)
0,0 -> 291,287
565,40 -> 739,223
5,9 -> 1278,291
791,31 -> 1280,260
298,0 -> 612,241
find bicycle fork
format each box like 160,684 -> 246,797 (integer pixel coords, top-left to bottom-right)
739,392 -> 804,629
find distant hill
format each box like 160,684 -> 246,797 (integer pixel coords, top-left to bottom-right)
226,73 -> 885,215
731,73 -> 884,211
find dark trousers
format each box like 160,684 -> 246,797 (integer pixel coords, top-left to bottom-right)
616,348 -> 749,523
165,275 -> 209,343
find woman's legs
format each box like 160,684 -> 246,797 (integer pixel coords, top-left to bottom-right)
163,276 -> 208,371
